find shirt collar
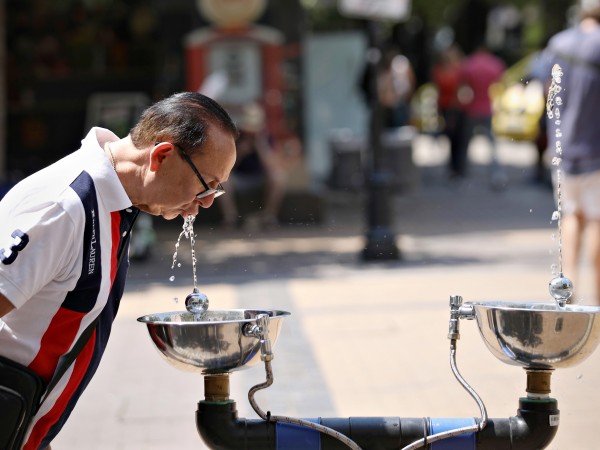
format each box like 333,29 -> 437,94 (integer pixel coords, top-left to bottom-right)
80,127 -> 132,213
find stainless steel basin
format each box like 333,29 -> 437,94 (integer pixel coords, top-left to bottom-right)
137,309 -> 290,374
469,301 -> 600,369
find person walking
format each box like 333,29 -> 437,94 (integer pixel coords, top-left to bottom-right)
0,92 -> 237,449
432,44 -> 466,179
543,4 -> 600,305
458,43 -> 506,188
219,102 -> 289,230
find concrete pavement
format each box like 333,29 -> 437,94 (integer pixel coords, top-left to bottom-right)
53,136 -> 600,449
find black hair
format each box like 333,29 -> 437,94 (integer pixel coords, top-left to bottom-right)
130,92 -> 238,155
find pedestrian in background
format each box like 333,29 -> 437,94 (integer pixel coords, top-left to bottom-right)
219,102 -> 290,230
543,4 -> 600,305
432,43 -> 466,179
360,43 -> 416,130
458,43 -> 507,189
376,45 -> 416,129
0,92 -> 237,449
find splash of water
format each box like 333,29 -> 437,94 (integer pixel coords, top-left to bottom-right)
546,64 -> 573,308
171,215 -> 198,289
171,215 -> 209,318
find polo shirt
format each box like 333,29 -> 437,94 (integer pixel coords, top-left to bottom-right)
0,127 -> 137,449
460,50 -> 505,118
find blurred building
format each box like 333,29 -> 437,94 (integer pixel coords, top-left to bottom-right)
4,0 -> 305,180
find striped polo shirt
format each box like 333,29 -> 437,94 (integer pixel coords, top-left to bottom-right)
0,127 -> 138,449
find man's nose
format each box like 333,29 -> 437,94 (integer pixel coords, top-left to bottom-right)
196,194 -> 216,209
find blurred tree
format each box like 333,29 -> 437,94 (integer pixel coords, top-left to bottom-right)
303,0 -> 573,43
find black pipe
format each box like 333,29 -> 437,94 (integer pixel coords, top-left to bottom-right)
361,20 -> 400,261
196,397 -> 559,450
474,398 -> 559,450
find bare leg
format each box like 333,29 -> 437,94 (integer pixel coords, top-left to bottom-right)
561,211 -> 584,302
586,219 -> 600,306
218,179 -> 239,227
261,168 -> 287,226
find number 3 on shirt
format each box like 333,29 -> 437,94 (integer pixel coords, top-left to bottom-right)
0,230 -> 29,265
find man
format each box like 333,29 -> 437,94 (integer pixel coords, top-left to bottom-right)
543,4 -> 600,305
218,102 -> 290,230
0,92 -> 237,449
458,43 -> 506,188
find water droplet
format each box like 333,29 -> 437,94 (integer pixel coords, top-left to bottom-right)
529,209 -> 533,213
552,157 -> 562,166
173,297 -> 178,303
552,211 -> 560,221
556,96 -> 562,106
577,374 -> 583,380
177,263 -> 181,268
169,275 -> 175,282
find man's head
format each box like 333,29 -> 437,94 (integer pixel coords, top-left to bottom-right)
130,92 -> 238,156
238,102 -> 266,135
127,92 -> 238,219
581,4 -> 600,23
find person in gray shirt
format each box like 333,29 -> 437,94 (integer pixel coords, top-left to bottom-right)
544,4 -> 600,305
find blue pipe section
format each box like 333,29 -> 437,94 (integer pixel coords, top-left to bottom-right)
196,398 -> 558,449
276,420 -> 321,449
430,418 -> 476,450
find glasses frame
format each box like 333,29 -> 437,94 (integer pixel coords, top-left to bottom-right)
159,142 -> 225,199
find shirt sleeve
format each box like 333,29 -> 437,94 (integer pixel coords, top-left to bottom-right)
0,201 -> 81,308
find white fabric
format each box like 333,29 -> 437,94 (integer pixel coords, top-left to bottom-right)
0,127 -> 130,364
554,169 -> 600,219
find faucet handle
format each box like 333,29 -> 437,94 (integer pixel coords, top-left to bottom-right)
449,295 -> 463,309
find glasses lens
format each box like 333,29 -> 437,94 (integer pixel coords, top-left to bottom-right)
196,184 -> 225,199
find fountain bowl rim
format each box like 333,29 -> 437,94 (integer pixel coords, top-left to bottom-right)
136,309 -> 291,325
466,301 -> 600,314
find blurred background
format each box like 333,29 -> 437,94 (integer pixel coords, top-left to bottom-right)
0,0 -> 579,220
6,3 -> 600,448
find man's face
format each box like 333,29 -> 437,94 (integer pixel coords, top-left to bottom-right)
139,126 -> 236,220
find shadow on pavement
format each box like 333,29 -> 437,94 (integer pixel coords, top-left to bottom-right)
127,162 -> 556,291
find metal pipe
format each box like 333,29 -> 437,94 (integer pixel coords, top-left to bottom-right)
196,397 -> 559,449
398,296 -> 488,450
248,351 -> 362,449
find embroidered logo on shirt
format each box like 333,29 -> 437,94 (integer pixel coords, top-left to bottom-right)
88,209 -> 97,274
0,230 -> 30,265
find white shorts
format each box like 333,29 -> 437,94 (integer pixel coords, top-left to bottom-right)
553,170 -> 600,219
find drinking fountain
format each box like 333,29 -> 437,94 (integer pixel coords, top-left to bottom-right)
137,309 -> 290,374
137,295 -> 600,450
136,62 -> 600,449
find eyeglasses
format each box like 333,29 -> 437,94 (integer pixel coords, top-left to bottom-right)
162,142 -> 226,199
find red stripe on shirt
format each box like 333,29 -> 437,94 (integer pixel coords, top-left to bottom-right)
23,329 -> 97,450
110,211 -> 121,286
28,308 -> 86,383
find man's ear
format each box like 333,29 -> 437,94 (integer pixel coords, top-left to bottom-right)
149,142 -> 175,172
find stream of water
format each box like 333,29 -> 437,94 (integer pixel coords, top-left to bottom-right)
546,64 -> 573,307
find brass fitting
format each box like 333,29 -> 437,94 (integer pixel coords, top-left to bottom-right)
204,373 -> 230,401
525,369 -> 553,397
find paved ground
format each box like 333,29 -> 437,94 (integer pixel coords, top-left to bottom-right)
53,136 -> 600,449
